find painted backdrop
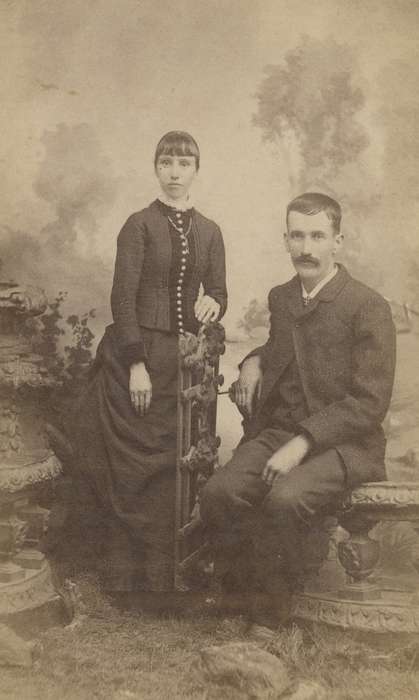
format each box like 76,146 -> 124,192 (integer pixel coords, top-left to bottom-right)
1,0 -> 419,337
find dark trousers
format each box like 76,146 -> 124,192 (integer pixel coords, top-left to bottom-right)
200,427 -> 347,592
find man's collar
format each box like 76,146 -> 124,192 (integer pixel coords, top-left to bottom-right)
301,265 -> 338,302
285,264 -> 350,318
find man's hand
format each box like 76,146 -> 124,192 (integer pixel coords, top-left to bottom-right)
230,356 -> 263,417
262,435 -> 312,487
194,295 -> 220,324
129,362 -> 152,416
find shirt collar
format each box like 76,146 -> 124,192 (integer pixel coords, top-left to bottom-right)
157,192 -> 194,212
301,264 -> 338,302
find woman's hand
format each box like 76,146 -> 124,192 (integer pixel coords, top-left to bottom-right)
129,362 -> 152,416
194,295 -> 220,324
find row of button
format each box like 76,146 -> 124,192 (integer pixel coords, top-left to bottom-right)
174,213 -> 188,335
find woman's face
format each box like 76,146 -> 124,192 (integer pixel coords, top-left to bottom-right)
155,154 -> 197,200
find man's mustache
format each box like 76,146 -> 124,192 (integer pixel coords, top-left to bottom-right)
294,256 -> 319,266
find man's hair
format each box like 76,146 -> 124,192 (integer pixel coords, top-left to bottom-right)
154,131 -> 200,170
287,192 -> 342,234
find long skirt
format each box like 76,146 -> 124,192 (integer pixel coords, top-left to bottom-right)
77,324 -> 179,592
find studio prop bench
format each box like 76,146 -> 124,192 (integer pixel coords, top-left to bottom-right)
293,481 -> 419,633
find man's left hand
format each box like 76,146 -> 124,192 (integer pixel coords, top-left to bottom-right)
194,295 -> 220,324
262,435 -> 312,487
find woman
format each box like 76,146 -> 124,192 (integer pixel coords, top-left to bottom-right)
79,131 -> 227,595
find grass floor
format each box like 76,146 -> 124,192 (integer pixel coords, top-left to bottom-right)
2,574 -> 419,700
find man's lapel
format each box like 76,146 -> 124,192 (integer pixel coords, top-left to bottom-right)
284,275 -> 306,318
285,264 -> 350,320
256,265 -> 350,415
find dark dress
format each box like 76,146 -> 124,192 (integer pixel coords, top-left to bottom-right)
78,200 -> 227,591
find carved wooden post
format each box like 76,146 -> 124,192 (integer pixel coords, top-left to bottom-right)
0,280 -> 63,624
175,322 -> 225,590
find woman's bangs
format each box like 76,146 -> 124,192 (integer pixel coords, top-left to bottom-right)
160,140 -> 197,159
155,131 -> 200,168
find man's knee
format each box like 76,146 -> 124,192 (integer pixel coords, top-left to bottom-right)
200,460 -> 262,527
201,441 -> 272,525
200,463 -> 250,521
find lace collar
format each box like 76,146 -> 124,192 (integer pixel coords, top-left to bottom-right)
157,193 -> 194,212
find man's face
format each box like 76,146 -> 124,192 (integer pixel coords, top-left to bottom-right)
155,154 -> 197,201
284,210 -> 343,289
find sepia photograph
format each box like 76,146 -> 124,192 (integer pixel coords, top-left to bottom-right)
1,1 -> 419,698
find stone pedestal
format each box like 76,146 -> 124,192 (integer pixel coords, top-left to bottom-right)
0,281 -> 64,632
293,482 -> 419,634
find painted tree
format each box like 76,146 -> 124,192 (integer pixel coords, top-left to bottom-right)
253,36 -> 368,194
375,59 -> 419,304
252,36 -> 383,286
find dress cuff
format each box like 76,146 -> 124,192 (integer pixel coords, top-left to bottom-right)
207,294 -> 226,320
119,342 -> 147,367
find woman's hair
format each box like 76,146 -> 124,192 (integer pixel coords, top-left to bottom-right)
287,192 -> 342,234
154,131 -> 200,170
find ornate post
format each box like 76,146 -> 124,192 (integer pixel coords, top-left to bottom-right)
175,323 -> 225,590
336,510 -> 381,600
0,280 -> 62,622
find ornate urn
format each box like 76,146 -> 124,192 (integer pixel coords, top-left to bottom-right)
0,280 -> 62,623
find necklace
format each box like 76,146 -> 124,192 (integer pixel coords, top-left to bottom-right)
167,216 -> 192,237
167,216 -> 192,256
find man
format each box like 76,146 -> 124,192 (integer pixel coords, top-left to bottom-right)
200,192 -> 396,629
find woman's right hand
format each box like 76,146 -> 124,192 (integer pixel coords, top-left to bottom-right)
129,362 -> 152,415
